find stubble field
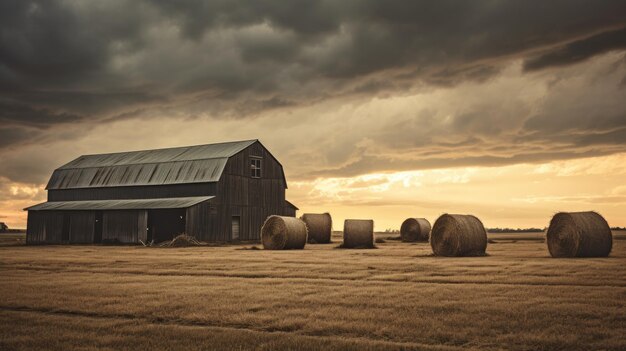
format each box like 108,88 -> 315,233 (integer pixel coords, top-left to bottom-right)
1,232 -> 625,351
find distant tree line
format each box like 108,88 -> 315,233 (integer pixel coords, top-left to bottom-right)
0,222 -> 25,234
487,228 -> 545,233
376,227 -> 626,234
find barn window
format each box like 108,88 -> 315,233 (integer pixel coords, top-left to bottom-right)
250,157 -> 262,178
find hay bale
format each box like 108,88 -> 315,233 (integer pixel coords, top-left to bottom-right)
546,211 -> 612,258
342,219 -> 374,248
430,214 -> 487,256
261,215 -> 308,250
301,213 -> 332,244
400,218 -> 431,242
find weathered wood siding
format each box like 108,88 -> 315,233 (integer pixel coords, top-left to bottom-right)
216,141 -> 287,241
48,183 -> 217,201
186,201 -> 218,241
30,140 -> 289,244
26,211 -> 44,244
283,206 -> 297,217
102,210 -> 147,243
26,211 -> 64,244
69,211 -> 95,243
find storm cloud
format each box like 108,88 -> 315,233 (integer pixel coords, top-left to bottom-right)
1,0 -> 626,187
524,26 -> 626,71
2,1 -> 626,119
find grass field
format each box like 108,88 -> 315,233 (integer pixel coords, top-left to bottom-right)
1,232 -> 625,350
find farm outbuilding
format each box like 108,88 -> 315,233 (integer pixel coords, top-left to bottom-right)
283,200 -> 299,217
25,140 -> 296,244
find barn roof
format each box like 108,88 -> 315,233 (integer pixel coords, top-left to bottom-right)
285,200 -> 299,210
46,140 -> 257,189
25,196 -> 214,211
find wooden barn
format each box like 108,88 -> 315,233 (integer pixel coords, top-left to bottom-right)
25,140 -> 298,244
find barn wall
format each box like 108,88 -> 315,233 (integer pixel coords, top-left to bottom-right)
69,211 -> 95,243
186,201 -> 208,240
26,211 -> 42,244
283,206 -> 297,217
27,211 -> 97,244
102,210 -> 147,243
48,183 -> 217,201
27,211 -> 64,244
187,203 -> 238,242
186,201 -> 224,241
216,141 -> 287,241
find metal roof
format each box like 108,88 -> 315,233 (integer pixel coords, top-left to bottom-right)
25,196 -> 214,211
46,140 -> 257,189
285,200 -> 299,210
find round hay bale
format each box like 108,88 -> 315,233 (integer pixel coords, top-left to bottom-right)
301,213 -> 332,244
400,218 -> 431,242
430,214 -> 487,257
343,219 -> 374,248
261,215 -> 308,250
546,211 -> 612,258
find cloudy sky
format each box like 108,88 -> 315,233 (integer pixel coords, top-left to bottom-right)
1,0 -> 626,229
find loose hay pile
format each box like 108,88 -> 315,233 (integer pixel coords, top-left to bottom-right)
152,234 -> 206,247
430,214 -> 487,256
342,219 -> 375,249
301,213 -> 333,244
546,211 -> 612,258
261,215 -> 308,250
400,218 -> 431,242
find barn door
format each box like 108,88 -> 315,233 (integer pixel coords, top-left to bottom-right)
231,216 -> 240,241
148,209 -> 185,243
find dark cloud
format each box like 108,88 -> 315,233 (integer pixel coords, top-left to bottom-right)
0,1 -> 147,87
524,111 -> 625,134
1,1 -> 624,125
287,50 -> 626,179
0,100 -> 84,152
0,99 -> 82,128
0,127 -> 38,149
524,27 -> 626,71
1,0 -> 626,184
576,127 -> 626,147
148,0 -> 344,39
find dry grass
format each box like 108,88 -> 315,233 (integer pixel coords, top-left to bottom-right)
0,232 -> 26,247
1,232 -> 625,350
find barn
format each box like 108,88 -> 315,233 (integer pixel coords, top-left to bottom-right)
25,139 -> 297,244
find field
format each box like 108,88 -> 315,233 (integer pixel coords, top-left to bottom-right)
1,232 -> 625,351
